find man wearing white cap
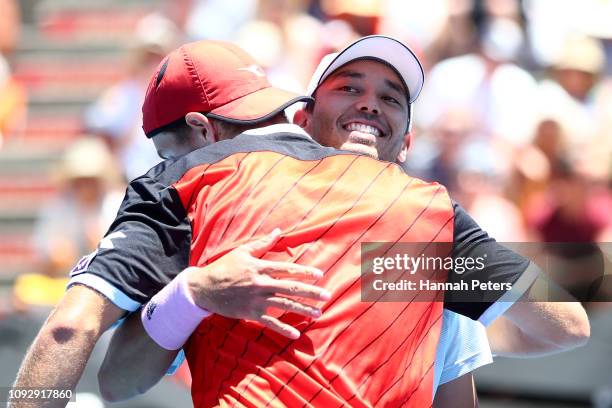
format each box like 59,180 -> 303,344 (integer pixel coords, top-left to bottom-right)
293,32 -> 591,378
293,34 -> 594,399
294,36 -> 492,403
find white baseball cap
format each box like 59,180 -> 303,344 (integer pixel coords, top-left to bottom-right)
306,35 -> 425,104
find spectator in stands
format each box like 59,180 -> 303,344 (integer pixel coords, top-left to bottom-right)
508,118 -> 566,214
454,141 -> 528,241
405,0 -> 479,64
27,138 -> 122,307
536,35 -> 605,157
0,54 -> 26,148
403,107 -> 480,194
416,2 -> 538,147
84,13 -> 179,181
180,0 -> 257,42
526,162 -> 607,244
0,0 -> 20,55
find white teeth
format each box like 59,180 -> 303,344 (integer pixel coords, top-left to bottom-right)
345,122 -> 381,137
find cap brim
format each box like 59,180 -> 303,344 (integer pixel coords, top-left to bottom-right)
207,87 -> 313,124
307,36 -> 424,104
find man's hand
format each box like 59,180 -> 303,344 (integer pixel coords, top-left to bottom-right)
10,284 -> 124,407
186,228 -> 331,339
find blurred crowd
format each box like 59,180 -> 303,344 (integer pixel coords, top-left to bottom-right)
1,0 -> 611,327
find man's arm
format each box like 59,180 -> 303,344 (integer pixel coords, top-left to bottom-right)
10,284 -> 124,408
98,310 -> 177,402
490,273 -> 590,356
487,314 -> 581,358
433,374 -> 478,408
449,203 -> 590,354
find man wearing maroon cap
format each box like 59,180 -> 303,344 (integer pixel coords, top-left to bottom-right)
11,40 -> 330,408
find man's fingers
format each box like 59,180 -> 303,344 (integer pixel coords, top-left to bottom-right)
243,228 -> 281,257
259,260 -> 324,279
264,297 -> 322,319
259,315 -> 301,339
266,280 -> 332,301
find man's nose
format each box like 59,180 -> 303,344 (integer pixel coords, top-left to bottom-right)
357,93 -> 380,115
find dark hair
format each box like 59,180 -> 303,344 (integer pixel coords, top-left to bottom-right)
159,118 -> 191,138
304,98 -> 315,113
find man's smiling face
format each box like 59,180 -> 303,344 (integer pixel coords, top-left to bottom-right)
304,59 -> 410,161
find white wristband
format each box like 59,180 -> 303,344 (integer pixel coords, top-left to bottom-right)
141,270 -> 211,350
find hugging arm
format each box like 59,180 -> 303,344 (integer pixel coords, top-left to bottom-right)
11,285 -> 124,408
98,230 -> 329,401
449,203 -> 589,355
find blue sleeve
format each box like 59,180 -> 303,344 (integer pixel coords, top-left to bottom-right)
433,309 -> 493,397
166,349 -> 186,375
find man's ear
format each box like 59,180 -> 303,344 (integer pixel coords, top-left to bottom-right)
293,108 -> 310,130
396,133 -> 411,163
185,112 -> 217,143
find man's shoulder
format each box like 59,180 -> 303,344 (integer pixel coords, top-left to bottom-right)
129,124 -> 338,188
399,173 -> 452,204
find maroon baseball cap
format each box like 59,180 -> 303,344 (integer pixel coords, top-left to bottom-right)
142,40 -> 312,137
